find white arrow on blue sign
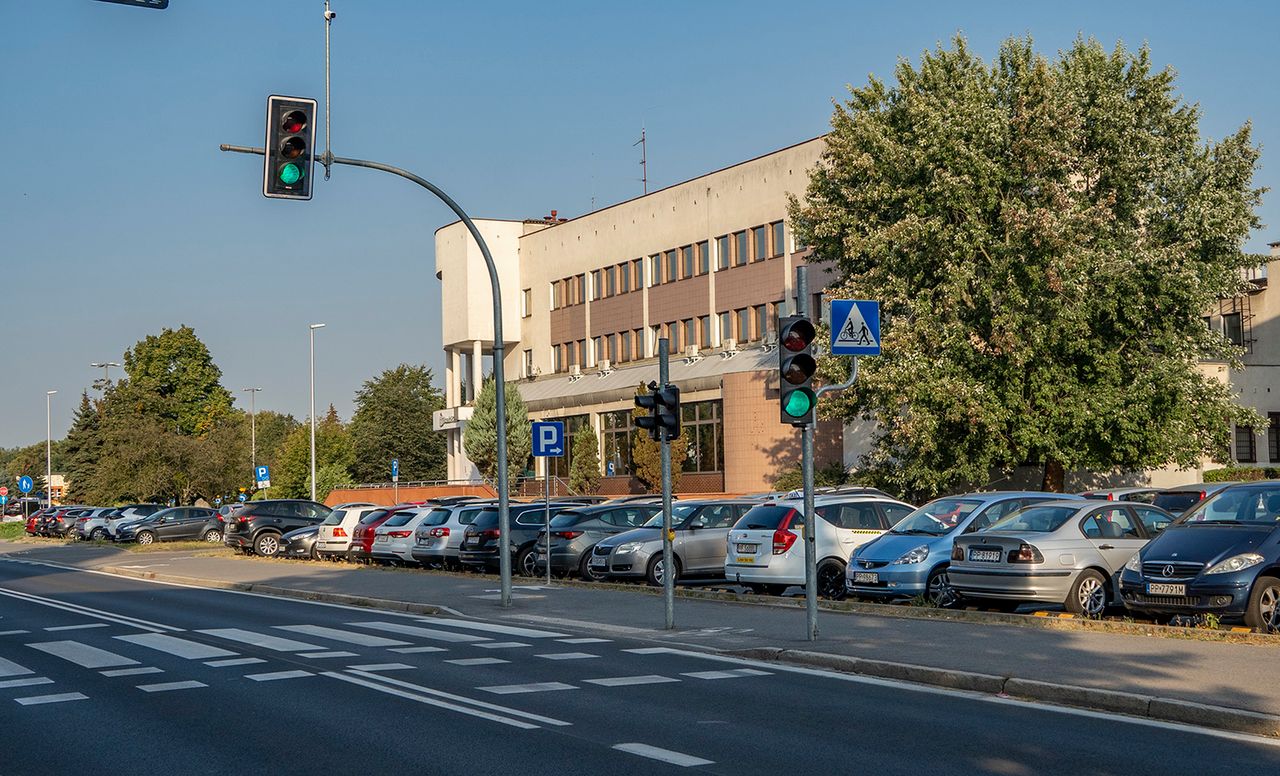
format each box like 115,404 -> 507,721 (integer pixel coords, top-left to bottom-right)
531,421 -> 566,457
17,476 -> 34,494
392,459 -> 400,481
830,300 -> 882,356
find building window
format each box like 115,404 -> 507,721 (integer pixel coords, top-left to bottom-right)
718,312 -> 731,344
1236,424 -> 1257,463
521,288 -> 531,318
736,308 -> 751,342
605,266 -> 616,297
768,301 -> 782,333
553,346 -> 563,373
577,340 -> 587,367
771,221 -> 785,257
593,337 -> 604,364
522,349 -> 534,377
635,328 -> 645,357
633,259 -> 644,290
547,414 -> 590,480
549,282 -> 559,311
734,231 -> 748,267
716,235 -> 730,270
681,400 -> 724,473
1270,413 -> 1280,463
620,331 -> 633,362
648,255 -> 660,286
665,249 -> 678,282
753,225 -> 767,261
671,321 -> 683,352
602,410 -> 634,477
617,263 -> 629,294
588,270 -> 599,301
753,305 -> 767,341
812,293 -> 824,323
681,245 -> 694,278
698,315 -> 711,348
697,241 -> 710,274
650,325 -> 661,354
1223,312 -> 1244,346
684,319 -> 697,351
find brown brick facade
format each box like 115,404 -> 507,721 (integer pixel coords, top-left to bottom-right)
721,371 -> 843,492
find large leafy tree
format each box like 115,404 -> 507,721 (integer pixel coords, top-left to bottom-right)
792,36 -> 1265,497
273,406 -> 355,499
463,378 -> 532,486
349,364 -> 447,483
115,325 -> 233,435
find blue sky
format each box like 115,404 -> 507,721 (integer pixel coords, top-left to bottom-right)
1,0 -> 1276,447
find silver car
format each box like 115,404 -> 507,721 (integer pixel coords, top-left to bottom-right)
949,499 -> 1176,617
592,500 -> 757,585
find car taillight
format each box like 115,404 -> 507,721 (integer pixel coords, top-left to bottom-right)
481,529 -> 501,539
772,529 -> 797,555
430,527 -> 450,537
1199,490 -> 1208,501
552,530 -> 583,540
237,515 -> 249,523
388,530 -> 411,538
76,518 -> 89,524
1106,493 -> 1114,501
333,527 -> 347,537
1008,543 -> 1044,564
952,544 -> 964,561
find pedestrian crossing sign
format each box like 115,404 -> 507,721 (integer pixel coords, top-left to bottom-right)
829,300 -> 881,356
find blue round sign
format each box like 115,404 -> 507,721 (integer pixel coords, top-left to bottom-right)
238,493 -> 247,502
18,476 -> 34,494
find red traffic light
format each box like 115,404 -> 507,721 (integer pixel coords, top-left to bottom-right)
281,111 -> 307,134
781,319 -> 815,352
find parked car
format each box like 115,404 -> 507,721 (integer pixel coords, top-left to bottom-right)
459,502 -> 579,574
724,495 -> 916,598
534,503 -> 665,580
76,507 -> 120,540
24,508 -> 52,535
115,507 -> 219,545
1079,487 -> 1159,503
1119,481 -> 1280,631
847,491 -> 1075,606
279,525 -> 321,559
949,500 -> 1175,616
592,500 -> 758,585
222,499 -> 331,556
1150,482 -> 1238,516
409,501 -> 495,568
105,504 -> 166,538
372,507 -> 439,565
45,506 -> 90,538
316,504 -> 382,559
348,506 -> 415,564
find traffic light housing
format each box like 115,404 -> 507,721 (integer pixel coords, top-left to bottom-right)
634,381 -> 681,441
263,95 -> 317,200
778,315 -> 817,426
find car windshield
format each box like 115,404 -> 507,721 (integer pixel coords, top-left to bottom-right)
643,504 -> 699,528
358,509 -> 390,525
733,505 -> 799,531
1179,487 -> 1280,525
549,511 -> 586,528
986,505 -> 1078,533
1153,491 -> 1204,514
322,508 -> 348,526
891,498 -> 983,536
419,508 -> 451,527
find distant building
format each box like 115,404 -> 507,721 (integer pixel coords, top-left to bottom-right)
49,473 -> 66,505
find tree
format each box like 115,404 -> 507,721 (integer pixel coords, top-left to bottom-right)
791,35 -> 1265,497
350,364 -> 447,483
62,392 -> 103,503
463,378 -> 532,486
568,425 -> 601,494
115,325 -> 233,435
246,410 -> 300,481
273,406 -> 355,499
630,384 -> 687,493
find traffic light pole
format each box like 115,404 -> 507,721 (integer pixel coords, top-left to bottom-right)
796,267 -> 818,641
220,143 -> 516,609
658,338 -> 675,630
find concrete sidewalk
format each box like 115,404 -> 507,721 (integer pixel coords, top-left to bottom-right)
5,542 -> 1279,733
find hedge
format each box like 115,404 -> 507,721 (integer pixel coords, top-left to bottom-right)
1203,466 -> 1280,482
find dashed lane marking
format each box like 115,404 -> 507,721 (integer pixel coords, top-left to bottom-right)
346,663 -> 414,672
0,656 -> 34,678
205,657 -> 265,668
613,743 -> 714,768
444,658 -> 509,667
475,642 -> 529,650
115,633 -> 237,660
584,675 -> 680,687
390,646 -> 448,654
680,669 -> 772,680
101,667 -> 163,677
324,671 -> 539,730
535,652 -> 599,661
299,651 -> 359,659
477,682 -> 577,695
274,624 -> 410,647
29,640 -> 139,669
44,624 -> 110,632
0,677 -> 52,689
347,621 -> 490,643
138,680 -> 206,693
197,628 -> 325,652
15,692 -> 87,706
412,617 -> 568,639
246,670 -> 312,682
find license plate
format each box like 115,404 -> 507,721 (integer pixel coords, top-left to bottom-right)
1147,582 -> 1186,596
590,557 -> 607,567
416,537 -> 429,545
735,556 -> 755,564
853,572 -> 879,584
736,543 -> 757,554
968,549 -> 1002,563
375,535 -> 386,542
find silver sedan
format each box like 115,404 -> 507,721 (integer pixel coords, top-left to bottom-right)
949,499 -> 1175,616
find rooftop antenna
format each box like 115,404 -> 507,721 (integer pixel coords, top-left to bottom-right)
633,126 -> 647,195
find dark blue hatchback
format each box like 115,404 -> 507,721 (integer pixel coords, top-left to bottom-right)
1119,481 -> 1280,631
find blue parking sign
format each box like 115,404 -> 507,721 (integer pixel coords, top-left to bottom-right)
532,421 -> 565,457
255,465 -> 271,487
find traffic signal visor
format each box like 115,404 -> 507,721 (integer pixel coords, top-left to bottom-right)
778,316 -> 818,425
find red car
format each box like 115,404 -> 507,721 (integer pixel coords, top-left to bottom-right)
24,508 -> 52,536
348,506 -> 414,564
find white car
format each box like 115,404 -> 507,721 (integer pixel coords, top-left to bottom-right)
724,495 -> 915,598
371,507 -> 436,565
410,501 -> 492,568
315,503 -> 380,559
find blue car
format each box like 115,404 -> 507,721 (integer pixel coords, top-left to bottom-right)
1119,481 -> 1280,632
846,491 -> 1079,606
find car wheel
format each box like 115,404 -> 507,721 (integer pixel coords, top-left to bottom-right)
578,553 -> 606,582
926,566 -> 959,608
817,559 -> 847,600
255,533 -> 281,557
1245,576 -> 1280,634
136,531 -> 155,546
309,544 -> 318,561
89,528 -> 105,541
646,554 -> 682,587
203,529 -> 222,543
516,547 -> 539,577
1066,569 -> 1108,618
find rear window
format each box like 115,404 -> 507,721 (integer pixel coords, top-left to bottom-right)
322,508 -> 348,526
457,508 -> 482,525
733,505 -> 798,531
420,509 -> 451,527
549,511 -> 586,528
471,510 -> 499,529
382,510 -> 424,527
358,509 -> 390,525
987,505 -> 1078,533
1153,491 -> 1203,514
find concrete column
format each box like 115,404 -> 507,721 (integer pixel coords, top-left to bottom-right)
471,340 -> 483,401
444,349 -> 455,408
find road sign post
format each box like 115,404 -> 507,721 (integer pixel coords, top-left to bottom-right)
657,339 -> 676,630
532,421 -> 566,586
392,459 -> 400,503
92,0 -> 169,9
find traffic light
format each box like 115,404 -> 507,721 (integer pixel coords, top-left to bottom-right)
634,381 -> 682,441
263,95 -> 318,200
778,315 -> 817,426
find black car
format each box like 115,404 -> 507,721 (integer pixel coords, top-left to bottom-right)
223,499 -> 331,556
458,502 -> 578,574
115,507 -> 218,545
1120,481 -> 1280,631
537,503 -> 664,580
279,525 -> 320,559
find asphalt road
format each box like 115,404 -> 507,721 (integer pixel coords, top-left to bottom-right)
1,555 -> 1278,776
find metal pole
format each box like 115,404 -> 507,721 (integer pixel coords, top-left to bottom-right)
309,323 -> 325,502
220,145 -> 512,606
46,391 -> 56,508
797,267 -> 818,641
544,458 -> 552,586
659,338 -> 674,630
322,0 -> 333,178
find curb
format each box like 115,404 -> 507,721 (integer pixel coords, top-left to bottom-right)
729,648 -> 1280,738
99,565 -> 444,616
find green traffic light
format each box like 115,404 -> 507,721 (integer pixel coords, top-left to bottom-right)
278,163 -> 303,185
783,389 -> 814,418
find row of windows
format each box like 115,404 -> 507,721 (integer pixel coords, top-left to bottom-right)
545,221 -> 786,312
601,401 -> 724,476
1234,414 -> 1280,464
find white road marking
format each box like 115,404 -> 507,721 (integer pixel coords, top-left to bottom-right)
204,657 -> 265,668
613,743 -> 714,767
346,663 -> 414,672
246,670 -> 312,682
274,624 -> 410,647
29,640 -> 139,669
347,621 -> 490,643
0,586 -> 178,633
324,671 -> 539,730
535,652 -> 599,661
0,677 -> 52,689
680,669 -> 771,680
101,667 -> 163,677
390,646 -> 448,654
413,617 -> 568,638
477,682 -> 577,695
444,658 -> 509,666
475,642 -> 529,649
138,680 -> 206,693
45,623 -> 110,632
622,647 -> 673,655
197,628 -> 324,652
557,637 -> 610,644
584,675 -> 681,687
300,651 -> 359,659
115,633 -> 237,660
346,670 -> 573,727
0,656 -> 34,678
0,630 -> 31,636
15,692 -> 87,706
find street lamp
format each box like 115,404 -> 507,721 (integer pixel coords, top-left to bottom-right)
309,324 -> 326,502
242,387 -> 262,486
45,390 -> 57,507
89,361 -> 121,386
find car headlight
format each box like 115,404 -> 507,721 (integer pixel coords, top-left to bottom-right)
1124,553 -> 1141,572
1205,553 -> 1265,575
892,545 -> 929,565
615,542 -> 644,554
